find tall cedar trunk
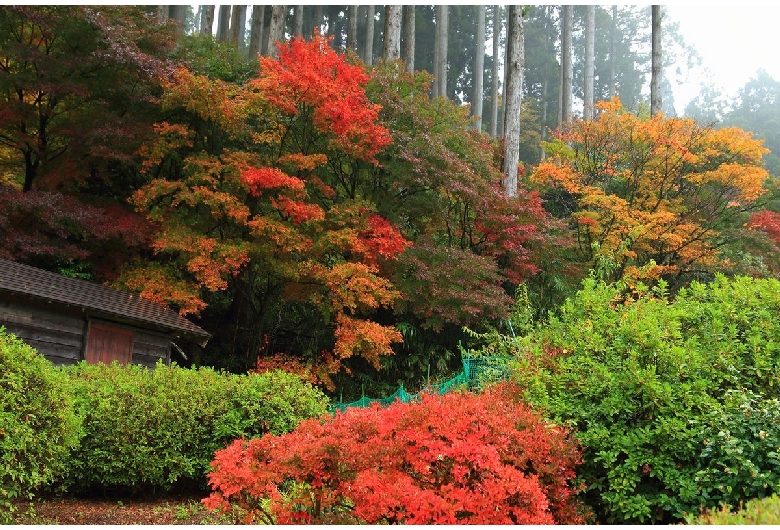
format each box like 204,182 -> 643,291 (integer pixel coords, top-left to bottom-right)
201,5 -> 215,35
401,5 -> 415,72
609,5 -> 617,98
347,5 -> 358,52
249,6 -> 263,57
313,5 -> 323,36
382,6 -> 402,60
489,5 -> 500,137
434,5 -> 448,98
216,5 -> 231,41
157,5 -> 168,24
584,5 -> 595,121
267,5 -> 286,59
229,5 -> 242,46
502,5 -> 523,198
561,5 -> 573,125
651,5 -> 662,115
324,5 -> 341,45
238,6 -> 248,50
472,5 -> 485,130
540,6 -> 550,159
364,5 -> 375,65
293,5 -> 303,38
169,6 -> 188,26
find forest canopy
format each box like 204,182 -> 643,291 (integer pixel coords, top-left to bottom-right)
1,5 -> 779,399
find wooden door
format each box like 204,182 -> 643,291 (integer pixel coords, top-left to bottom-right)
85,322 -> 134,365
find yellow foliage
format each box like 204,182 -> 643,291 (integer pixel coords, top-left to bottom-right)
533,99 -> 770,283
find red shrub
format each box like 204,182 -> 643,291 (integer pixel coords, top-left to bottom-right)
203,383 -> 588,524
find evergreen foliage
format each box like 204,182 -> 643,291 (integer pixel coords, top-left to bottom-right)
0,329 -> 79,522
57,361 -> 328,493
495,274 -> 780,523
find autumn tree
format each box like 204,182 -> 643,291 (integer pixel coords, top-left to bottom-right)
0,6 -> 175,192
126,35 -> 405,387
362,62 -> 557,388
0,6 -> 174,278
532,99 -> 770,288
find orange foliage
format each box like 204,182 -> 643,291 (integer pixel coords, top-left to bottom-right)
333,314 -> 403,369
131,38 -> 407,380
119,264 -> 207,316
252,33 -> 391,163
533,99 -> 770,283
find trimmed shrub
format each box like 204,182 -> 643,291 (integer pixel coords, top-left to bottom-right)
205,383 -> 589,525
500,274 -> 780,523
688,494 -> 780,525
58,361 -> 329,493
0,328 -> 79,522
692,390 -> 780,509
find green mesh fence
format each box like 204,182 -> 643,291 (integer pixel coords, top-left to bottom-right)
330,353 -> 512,414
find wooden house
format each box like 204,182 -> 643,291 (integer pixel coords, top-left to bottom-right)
0,258 -> 210,367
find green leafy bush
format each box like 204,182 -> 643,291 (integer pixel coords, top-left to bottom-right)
692,391 -> 780,509
0,329 -> 79,522
688,494 -> 780,525
498,274 -> 780,523
58,361 -> 329,493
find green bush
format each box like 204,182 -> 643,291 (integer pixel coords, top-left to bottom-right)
496,274 -> 780,523
688,494 -> 780,525
58,361 -> 329,493
692,391 -> 780,508
0,328 -> 79,522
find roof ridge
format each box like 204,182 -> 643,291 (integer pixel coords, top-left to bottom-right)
0,258 -> 210,340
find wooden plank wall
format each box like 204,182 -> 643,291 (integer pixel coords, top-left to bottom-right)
1,300 -> 172,368
132,329 -> 171,368
0,300 -> 84,365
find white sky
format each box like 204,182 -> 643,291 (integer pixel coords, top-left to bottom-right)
664,4 -> 780,114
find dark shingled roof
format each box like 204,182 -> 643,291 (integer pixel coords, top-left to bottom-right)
0,258 -> 210,342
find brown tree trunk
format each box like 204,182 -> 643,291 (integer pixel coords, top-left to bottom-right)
201,5 -> 215,35
216,5 -> 231,42
401,5 -> 415,72
313,5 -> 323,37
489,5 -> 500,137
347,5 -> 358,52
249,5 -> 263,56
157,5 -> 168,24
364,5 -> 375,64
267,5 -> 286,59
472,5 -> 485,130
382,5 -> 402,61
502,5 -> 524,197
609,5 -> 617,98
560,5 -> 573,125
229,5 -> 242,45
293,5 -> 304,38
584,5 -> 595,121
433,5 -> 448,98
651,5 -> 662,116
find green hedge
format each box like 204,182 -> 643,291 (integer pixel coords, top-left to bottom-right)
688,494 -> 780,525
57,361 -> 330,493
497,274 -> 780,523
0,329 -> 79,522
